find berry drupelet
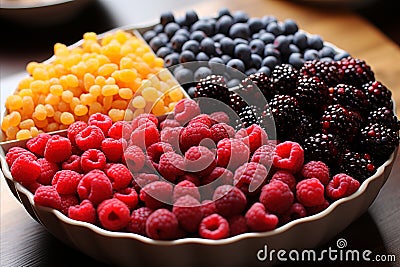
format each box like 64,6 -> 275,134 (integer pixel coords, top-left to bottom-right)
361,81 -> 393,110
367,107 -> 400,131
294,75 -> 329,113
338,150 -> 376,182
300,60 -> 343,87
336,56 -> 375,86
269,64 -> 299,95
330,83 -> 369,112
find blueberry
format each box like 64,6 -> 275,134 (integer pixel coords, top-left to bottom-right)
319,46 -> 335,58
160,12 -> 175,26
209,57 -> 225,74
181,40 -> 199,54
289,44 -> 300,54
174,67 -> 194,84
188,87 -> 197,98
175,16 -> 186,27
261,15 -> 277,26
234,43 -> 251,63
196,52 -> 210,61
304,49 -> 320,61
216,15 -> 234,35
221,54 -> 232,64
200,37 -> 216,56
288,53 -> 305,69
164,53 -> 179,67
227,79 -> 240,88
185,10 -> 199,26
251,54 -> 262,69
246,68 -> 257,75
220,37 -> 235,55
194,67 -> 212,81
259,32 -> 275,44
229,23 -> 250,40
249,39 -> 265,56
149,36 -> 165,52
307,35 -> 324,50
179,50 -> 195,63
157,33 -> 169,44
232,10 -> 249,23
252,33 -> 260,39
174,28 -> 190,38
266,21 -> 284,36
164,22 -> 180,38
334,51 -> 350,61
264,44 -> 281,58
153,24 -> 163,34
190,30 -> 206,42
248,18 -> 265,34
283,19 -> 298,35
156,46 -> 172,58
274,35 -> 291,55
218,7 -> 232,18
191,20 -> 213,36
212,33 -> 226,42
262,56 -> 279,69
258,66 -> 271,76
143,30 -> 156,43
233,38 -> 249,46
171,34 -> 188,52
320,57 -> 334,63
227,59 -> 245,73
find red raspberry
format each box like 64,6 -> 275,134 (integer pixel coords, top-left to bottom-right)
202,167 -> 233,187
216,138 -> 250,170
11,154 -> 41,186
68,199 -> 96,224
67,121 -> 88,145
114,187 -> 139,210
123,145 -> 145,172
77,170 -> 113,206
251,142 -> 277,168
34,185 -> 62,210
280,203 -> 307,224
296,178 -> 326,207
301,161 -> 330,185
210,111 -> 230,124
159,119 -> 181,129
184,146 -> 216,177
88,113 -> 113,135
6,147 -> 37,167
26,133 -> 51,156
160,126 -> 183,151
270,170 -> 297,192
179,122 -> 212,152
126,207 -> 153,235
146,142 -> 174,169
273,141 -> 304,173
176,173 -> 200,186
106,163 -> 133,190
131,114 -> 158,130
174,98 -> 201,125
326,173 -> 360,200
173,195 -> 203,233
139,181 -> 173,209
199,214 -> 229,240
306,199 -> 330,215
146,208 -> 180,240
201,200 -> 217,217
75,125 -> 105,151
98,198 -> 130,231
245,202 -> 279,232
130,122 -> 160,149
132,173 -> 160,192
108,121 -> 133,139
44,135 -> 72,163
60,194 -> 79,215
37,158 -> 59,185
102,138 -> 124,163
260,180 -> 294,214
210,123 -> 235,144
234,162 -> 268,196
173,180 -> 201,202
228,215 -> 248,236
235,124 -> 268,153
80,149 -> 106,173
213,185 -> 247,218
188,114 -> 216,128
26,182 -> 41,194
52,170 -> 82,195
62,155 -> 83,173
158,152 -> 185,182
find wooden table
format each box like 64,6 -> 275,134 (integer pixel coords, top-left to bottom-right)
1,0 -> 399,266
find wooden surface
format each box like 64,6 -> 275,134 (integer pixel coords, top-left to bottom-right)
1,0 -> 399,266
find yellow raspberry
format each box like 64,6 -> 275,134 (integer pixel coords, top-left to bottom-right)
60,112 -> 75,125
16,129 -> 32,140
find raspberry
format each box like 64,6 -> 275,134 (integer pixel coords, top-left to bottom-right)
270,170 -> 296,192
114,187 -> 139,210
159,119 -> 180,129
132,173 -> 160,192
272,141 -> 304,173
173,180 -> 201,203
251,143 -> 276,168
146,142 -> 174,169
97,198 -> 130,231
131,114 -> 159,130
75,125 -> 105,151
37,158 -> 59,185
146,208 -> 179,240
158,152 -> 185,182
67,121 -> 88,145
245,202 -> 278,232
213,185 -> 247,218
173,195 -> 203,233
228,215 -> 248,237
44,135 -> 72,163
260,180 -> 294,214
201,167 -> 234,197
216,138 -> 250,170
188,114 -> 217,128
106,163 -> 133,190
11,154 -> 41,186
179,122 -> 212,152
102,138 -> 124,163
62,155 -> 83,173
200,200 -> 217,217
60,194 -> 79,215
68,199 -> 96,224
26,133 -> 51,156
88,113 -> 113,135
176,173 -> 201,187
126,207 -> 153,235
199,214 -> 230,240
210,123 -> 235,144
52,170 -> 82,195
326,173 -> 360,200
184,146 -> 216,177
300,161 -> 330,185
160,126 -> 183,151
108,121 -> 133,139
210,111 -> 230,124
296,178 -> 325,207
234,162 -> 268,196
139,181 -> 173,209
306,199 -> 330,215
123,145 -> 145,172
77,170 -> 113,206
235,124 -> 268,153
280,203 -> 307,224
80,149 -> 107,173
33,185 -> 62,210
130,122 -> 160,149
26,182 -> 41,194
6,147 -> 37,167
174,98 -> 201,125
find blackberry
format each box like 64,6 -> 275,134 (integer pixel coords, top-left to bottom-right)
236,105 -> 263,128
303,133 -> 345,168
294,75 -> 329,112
367,107 -> 400,131
300,60 -> 343,86
229,92 -> 247,114
241,72 -> 276,101
330,83 -> 368,112
194,75 -> 230,103
338,150 -> 376,182
291,112 -> 320,143
336,57 -> 375,86
361,81 -> 393,110
269,64 -> 299,95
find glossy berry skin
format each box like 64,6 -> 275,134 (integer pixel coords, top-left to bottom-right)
338,151 -> 376,182
361,81 -> 393,110
269,64 -> 299,95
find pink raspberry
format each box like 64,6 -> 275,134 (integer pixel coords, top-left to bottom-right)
160,126 -> 183,151
301,161 -> 330,185
159,119 -> 181,129
88,113 -> 113,135
37,158 -> 59,185
67,121 -> 88,145
139,181 -> 173,209
130,122 -> 160,149
26,133 -> 51,156
75,125 -> 105,151
33,185 -> 62,210
6,147 -> 37,167
296,178 -> 326,207
199,214 -> 229,240
251,142 -> 276,168
106,163 -> 133,190
62,155 -> 83,173
126,207 -> 153,235
326,173 -> 360,200
188,114 -> 216,128
260,180 -> 294,214
306,199 -> 330,215
184,146 -> 216,177
173,195 -> 203,233
176,173 -> 201,186
216,138 -> 250,170
26,182 -> 41,194
77,170 -> 113,206
173,180 -> 201,203
131,114 -> 158,130
68,199 -> 96,224
98,198 -> 130,231
202,167 -> 233,189
270,170 -> 297,192
80,149 -> 106,173
228,215 -> 247,237
235,124 -> 268,153
245,202 -> 279,232
179,122 -> 212,152
123,145 -> 145,172
234,162 -> 268,196
52,170 -> 82,195
108,121 -> 133,139
210,123 -> 235,144
213,185 -> 247,218
174,98 -> 201,125
132,173 -> 160,192
114,187 -> 138,210
210,111 -> 230,124
11,154 -> 41,186
146,208 -> 179,240
146,142 -> 174,169
60,194 -> 79,215
158,152 -> 185,182
44,135 -> 72,163
280,203 -> 307,224
102,138 -> 124,163
200,200 -> 217,217
273,141 -> 304,173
